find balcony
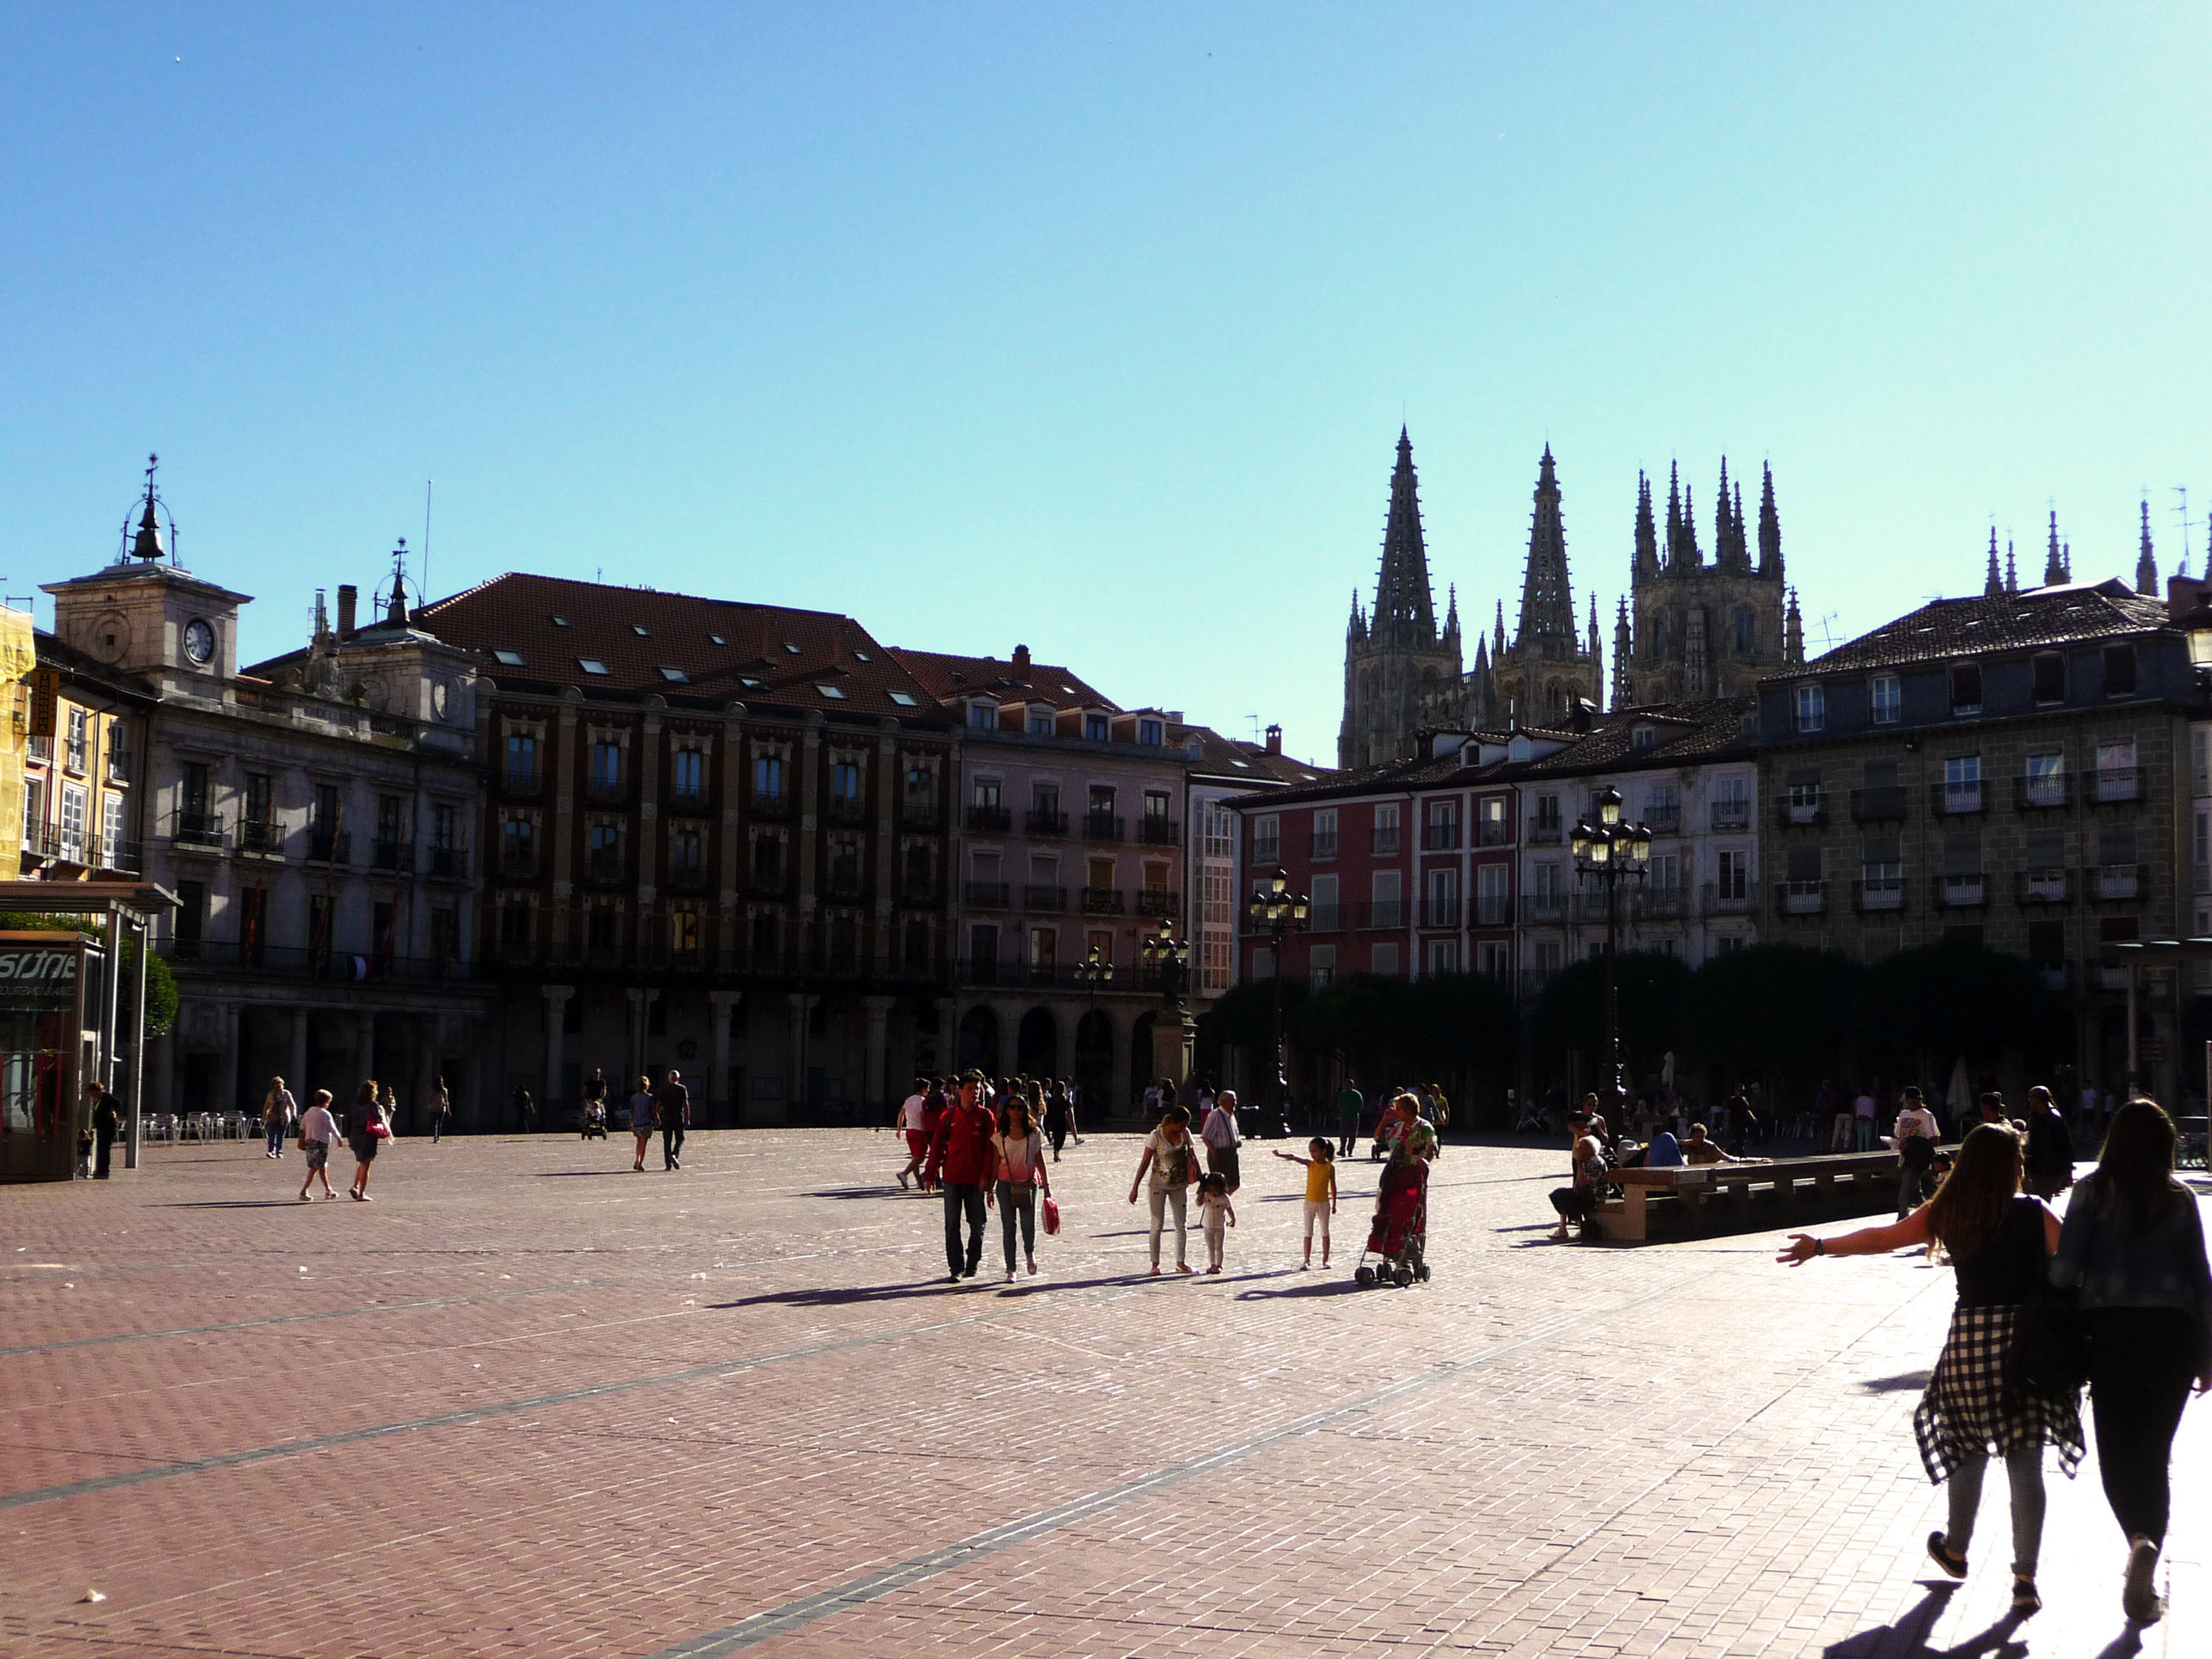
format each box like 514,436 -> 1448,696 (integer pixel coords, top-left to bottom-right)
93,838 -> 143,876
1937,872 -> 1987,909
1642,807 -> 1681,836
1929,780 -> 1986,817
428,845 -> 468,880
500,770 -> 543,799
827,793 -> 868,824
898,874 -> 944,906
1524,893 -> 1567,925
1777,880 -> 1827,916
1301,902 -> 1341,932
1774,795 -> 1826,829
1252,839 -> 1281,867
2015,868 -> 2072,906
667,786 -> 710,815
1021,883 -> 1068,912
1135,889 -> 1180,918
1419,898 -> 1461,929
1574,888 -> 1618,923
1853,877 -> 1905,912
1137,817 -> 1181,847
1357,900 -> 1404,929
583,777 -> 628,806
667,862 -> 711,893
1710,800 -> 1751,832
748,868 -> 790,898
2037,960 -> 2071,994
1309,832 -> 1338,859
964,880 -> 1011,908
1528,818 -> 1563,846
1370,830 -> 1402,856
1701,882 -> 1753,916
163,940 -> 476,982
370,837 -> 414,874
1635,887 -> 1685,921
174,809 -> 225,850
2091,863 -> 2145,902
105,751 -> 131,785
900,800 -> 941,831
307,829 -> 352,866
1473,894 -> 1514,927
2095,962 -> 2129,993
235,819 -> 283,856
1850,786 -> 1908,823
823,871 -> 865,903
498,850 -> 538,881
1421,823 -> 1460,852
582,852 -> 626,887
1080,886 -> 1125,915
1024,808 -> 1068,836
750,790 -> 791,820
1477,817 -> 1513,848
2013,773 -> 2072,811
1082,811 -> 1125,842
2090,767 -> 2145,806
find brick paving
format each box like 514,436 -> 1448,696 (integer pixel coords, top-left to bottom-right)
2,1128 -> 2205,1658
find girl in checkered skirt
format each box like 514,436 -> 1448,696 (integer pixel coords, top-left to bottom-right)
1781,1123 -> 2081,1616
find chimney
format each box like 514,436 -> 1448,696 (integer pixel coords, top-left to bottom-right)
1012,643 -> 1031,678
1264,723 -> 1282,754
337,584 -> 358,641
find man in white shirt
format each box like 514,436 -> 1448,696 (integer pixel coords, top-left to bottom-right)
1892,1086 -> 1941,1216
296,1091 -> 340,1201
1852,1089 -> 1878,1152
896,1077 -> 930,1190
1201,1088 -> 1242,1193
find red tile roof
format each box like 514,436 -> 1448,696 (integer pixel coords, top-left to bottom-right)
413,573 -> 948,720
886,647 -> 1119,712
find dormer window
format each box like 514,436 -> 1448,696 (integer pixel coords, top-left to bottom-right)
1027,709 -> 1054,735
968,700 -> 997,728
2031,652 -> 2065,704
578,658 -> 610,677
1949,663 -> 1982,715
1084,712 -> 1109,741
1138,718 -> 1164,746
1632,726 -> 1656,750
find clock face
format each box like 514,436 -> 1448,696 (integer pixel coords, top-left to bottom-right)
182,618 -> 215,666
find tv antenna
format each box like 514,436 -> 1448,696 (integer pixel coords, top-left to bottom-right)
2173,486 -> 2193,579
1815,611 -> 1840,652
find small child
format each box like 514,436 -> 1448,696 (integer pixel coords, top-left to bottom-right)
1273,1139 -> 1338,1268
1196,1171 -> 1236,1274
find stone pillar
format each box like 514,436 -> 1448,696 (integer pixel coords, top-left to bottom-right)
413,1019 -> 440,1138
355,1009 -> 378,1096
862,994 -> 894,1118
623,986 -> 659,1084
709,989 -> 739,1125
1108,1001 -> 1132,1122
1150,1003 -> 1196,1096
149,1027 -> 174,1125
214,1001 -> 240,1116
288,1009 -> 309,1103
543,984 -> 573,1122
781,991 -> 815,1126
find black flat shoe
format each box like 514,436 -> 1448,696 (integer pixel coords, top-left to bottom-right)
1927,1532 -> 1967,1579
2012,1576 -> 2040,1614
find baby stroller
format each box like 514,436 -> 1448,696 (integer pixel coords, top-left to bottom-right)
581,1101 -> 608,1140
1355,1160 -> 1430,1287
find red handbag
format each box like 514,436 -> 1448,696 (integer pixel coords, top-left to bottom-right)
1043,1196 -> 1061,1236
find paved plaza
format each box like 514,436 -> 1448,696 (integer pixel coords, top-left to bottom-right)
3,1128 -> 2206,1659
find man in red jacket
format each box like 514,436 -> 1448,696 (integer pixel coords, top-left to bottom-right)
928,1069 -> 996,1282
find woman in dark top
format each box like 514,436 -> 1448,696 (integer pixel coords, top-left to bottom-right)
1041,1082 -> 1071,1161
1781,1123 -> 2079,1615
2052,1099 -> 2212,1625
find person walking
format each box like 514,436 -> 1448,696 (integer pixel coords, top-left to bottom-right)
928,1071 -> 996,1282
379,1082 -> 400,1137
2051,1098 -> 2212,1625
1196,1172 -> 1235,1274
1042,1079 -> 1071,1161
658,1069 -> 690,1170
627,1076 -> 655,1171
1061,1078 -> 1084,1145
512,1083 -> 536,1135
429,1076 -> 452,1144
297,1090 -> 340,1200
1273,1140 -> 1338,1268
1895,1086 -> 1941,1217
1336,1079 -> 1363,1158
895,1077 -> 930,1189
1128,1104 -> 1202,1275
347,1081 -> 391,1201
991,1096 -> 1050,1280
261,1076 -> 297,1157
90,1087 -> 121,1180
1200,1087 -> 1242,1193
1778,1123 -> 2082,1616
582,1065 -> 607,1132
2024,1086 -> 2076,1201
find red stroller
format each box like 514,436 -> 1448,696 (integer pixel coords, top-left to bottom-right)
1355,1160 -> 1430,1287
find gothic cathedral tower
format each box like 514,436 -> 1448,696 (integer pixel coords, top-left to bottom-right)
1339,429 -> 1464,768
1622,459 -> 1801,706
1490,446 -> 1601,725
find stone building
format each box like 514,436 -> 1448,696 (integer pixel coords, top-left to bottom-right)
1483,446 -> 1603,727
1339,429 -> 1465,768
416,573 -> 959,1127
1617,461 -> 1803,707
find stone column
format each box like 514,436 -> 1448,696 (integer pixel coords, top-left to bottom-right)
543,984 -> 573,1122
413,1018 -> 440,1138
148,1027 -> 174,1125
214,1001 -> 241,1116
1150,1003 -> 1197,1096
359,1010 -> 379,1094
709,989 -> 739,1125
288,1009 -> 309,1103
1108,1001 -> 1132,1123
780,991 -> 814,1127
862,994 -> 894,1118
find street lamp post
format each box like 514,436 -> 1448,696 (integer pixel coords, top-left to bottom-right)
1142,923 -> 1193,1106
1244,867 -> 1309,1139
1568,786 -> 1652,1132
1073,944 -> 1113,1107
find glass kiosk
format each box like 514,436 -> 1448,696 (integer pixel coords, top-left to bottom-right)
0,930 -> 105,1182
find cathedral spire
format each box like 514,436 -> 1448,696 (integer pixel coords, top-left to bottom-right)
1784,587 -> 1805,665
2005,538 -> 2018,594
1514,444 -> 1578,648
1715,459 -> 1748,570
1371,427 -> 1439,643
1664,462 -> 1685,574
1985,527 -> 2004,597
1757,461 -> 1783,579
1632,470 -> 1659,588
2137,499 -> 2158,594
1611,596 -> 1632,709
2044,511 -> 2066,586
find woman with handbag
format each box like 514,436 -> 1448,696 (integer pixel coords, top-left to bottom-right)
1779,1123 -> 2080,1616
1128,1104 -> 1201,1275
991,1097 -> 1049,1281
2052,1099 -> 2212,1625
348,1079 -> 391,1201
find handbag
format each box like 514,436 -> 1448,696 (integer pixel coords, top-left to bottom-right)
364,1109 -> 392,1141
2007,1280 -> 2087,1405
1043,1196 -> 1061,1236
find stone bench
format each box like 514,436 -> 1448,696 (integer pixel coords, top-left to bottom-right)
1595,1148 -> 1931,1243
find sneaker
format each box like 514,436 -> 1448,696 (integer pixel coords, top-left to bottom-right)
897,1171 -> 910,1190
298,1193 -> 313,1203
2123,1538 -> 2164,1624
2012,1577 -> 2040,1615
947,1273 -> 962,1286
1925,1531 -> 1967,1580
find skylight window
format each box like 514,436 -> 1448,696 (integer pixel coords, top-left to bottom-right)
632,625 -> 649,637
887,691 -> 917,707
579,658 -> 610,676
853,650 -> 869,662
658,667 -> 690,683
493,649 -> 525,666
784,642 -> 800,654
552,616 -> 569,627
741,677 -> 762,688
817,684 -> 846,700
710,634 -> 726,645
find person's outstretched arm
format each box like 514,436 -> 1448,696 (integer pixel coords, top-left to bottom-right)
1779,1208 -> 1932,1264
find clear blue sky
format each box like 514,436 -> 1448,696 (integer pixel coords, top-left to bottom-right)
4,4 -> 2207,762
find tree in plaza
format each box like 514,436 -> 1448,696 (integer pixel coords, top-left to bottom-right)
1678,944 -> 1860,1099
1530,950 -> 1693,1095
1850,941 -> 2061,1077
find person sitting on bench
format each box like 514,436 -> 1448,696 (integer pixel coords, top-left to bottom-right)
1548,1114 -> 1610,1241
1681,1123 -> 1746,1166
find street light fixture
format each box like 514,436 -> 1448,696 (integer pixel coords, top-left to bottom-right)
1141,922 -> 1190,1008
1569,785 -> 1652,1128
1244,866 -> 1309,1137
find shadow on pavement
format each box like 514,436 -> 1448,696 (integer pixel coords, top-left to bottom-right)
159,1199 -> 319,1209
716,1281 -> 963,1307
534,1171 -> 634,1179
1822,1586 -> 1955,1656
1236,1277 -> 1364,1300
1931,1610 -> 2031,1658
802,1187 -> 899,1199
1859,1370 -> 1932,1393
